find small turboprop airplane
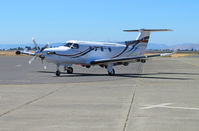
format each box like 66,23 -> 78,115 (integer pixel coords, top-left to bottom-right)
16,29 -> 174,76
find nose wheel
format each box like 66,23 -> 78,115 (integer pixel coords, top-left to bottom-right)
56,70 -> 61,76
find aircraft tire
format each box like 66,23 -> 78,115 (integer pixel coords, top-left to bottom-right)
108,69 -> 115,76
56,70 -> 61,76
141,59 -> 146,63
67,67 -> 73,74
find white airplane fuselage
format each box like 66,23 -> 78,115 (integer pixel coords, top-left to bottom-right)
43,40 -> 146,65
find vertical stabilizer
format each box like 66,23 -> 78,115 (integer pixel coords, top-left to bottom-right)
136,29 -> 151,40
123,29 -> 172,55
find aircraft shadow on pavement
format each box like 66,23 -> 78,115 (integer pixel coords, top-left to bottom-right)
36,71 -> 192,80
156,72 -> 199,75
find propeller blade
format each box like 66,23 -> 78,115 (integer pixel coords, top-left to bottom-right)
31,38 -> 48,69
32,38 -> 39,50
40,42 -> 49,52
29,56 -> 37,64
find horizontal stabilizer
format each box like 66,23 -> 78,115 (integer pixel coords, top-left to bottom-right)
123,29 -> 173,32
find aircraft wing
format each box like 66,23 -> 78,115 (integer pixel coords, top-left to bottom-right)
16,50 -> 35,56
90,52 -> 175,65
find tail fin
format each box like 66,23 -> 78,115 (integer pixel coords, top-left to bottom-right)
123,29 -> 173,55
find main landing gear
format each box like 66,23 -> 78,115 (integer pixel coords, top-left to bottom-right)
56,64 -> 74,76
56,64 -> 116,76
107,65 -> 115,76
141,59 -> 146,63
64,66 -> 73,74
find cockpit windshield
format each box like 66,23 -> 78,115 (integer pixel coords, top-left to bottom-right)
64,42 -> 79,49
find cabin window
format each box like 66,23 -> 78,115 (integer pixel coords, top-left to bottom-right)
108,47 -> 112,52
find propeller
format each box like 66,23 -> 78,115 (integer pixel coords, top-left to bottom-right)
29,56 -> 37,64
32,38 -> 39,50
28,38 -> 49,69
40,42 -> 49,52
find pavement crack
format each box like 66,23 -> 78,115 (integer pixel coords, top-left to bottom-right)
123,86 -> 136,131
0,88 -> 60,118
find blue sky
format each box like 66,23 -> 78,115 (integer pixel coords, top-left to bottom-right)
0,0 -> 199,45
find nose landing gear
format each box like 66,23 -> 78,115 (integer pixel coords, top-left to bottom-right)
56,64 -> 61,76
56,70 -> 61,76
56,65 -> 74,76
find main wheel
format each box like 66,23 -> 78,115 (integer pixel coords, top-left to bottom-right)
108,69 -> 115,76
67,67 -> 73,74
141,59 -> 146,63
56,70 -> 61,76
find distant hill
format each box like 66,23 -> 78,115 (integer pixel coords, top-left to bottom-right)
0,44 -> 23,50
147,43 -> 199,50
173,43 -> 199,50
147,43 -> 171,49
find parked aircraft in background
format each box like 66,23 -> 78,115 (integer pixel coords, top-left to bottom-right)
16,29 -> 174,76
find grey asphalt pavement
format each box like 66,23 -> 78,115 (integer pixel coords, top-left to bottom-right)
0,56 -> 143,84
0,56 -> 199,131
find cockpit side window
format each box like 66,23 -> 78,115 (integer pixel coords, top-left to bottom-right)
64,43 -> 79,49
73,44 -> 79,49
64,42 -> 73,47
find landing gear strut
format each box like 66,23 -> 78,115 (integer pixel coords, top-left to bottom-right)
107,65 -> 115,76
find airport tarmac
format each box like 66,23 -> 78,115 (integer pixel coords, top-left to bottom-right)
0,56 -> 199,131
0,56 -> 144,84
